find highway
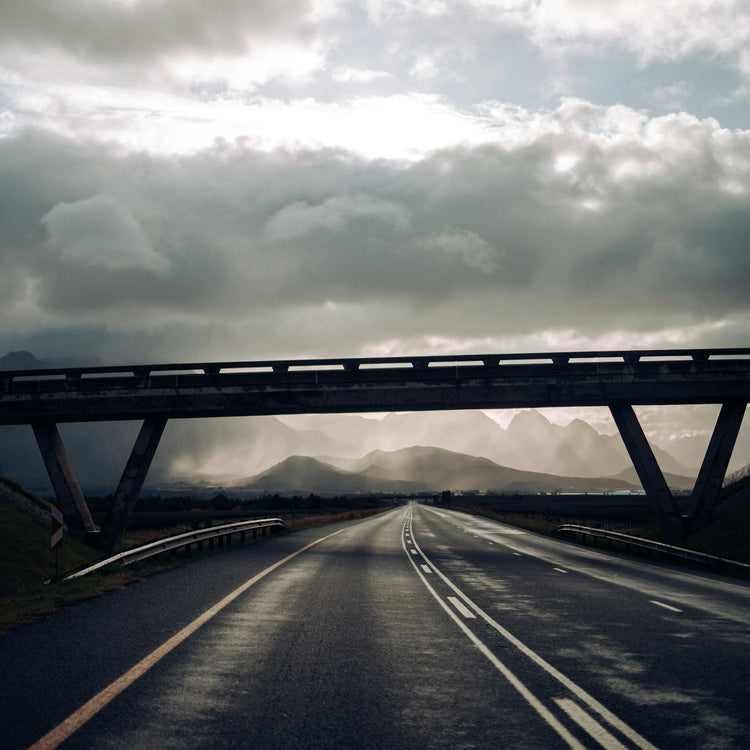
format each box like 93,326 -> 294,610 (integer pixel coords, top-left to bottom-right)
2,503 -> 749,749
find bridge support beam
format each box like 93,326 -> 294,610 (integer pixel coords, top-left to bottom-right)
688,402 -> 746,531
609,403 -> 685,542
32,421 -> 97,536
102,417 -> 168,553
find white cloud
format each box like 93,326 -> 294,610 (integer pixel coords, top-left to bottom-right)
526,0 -> 750,63
647,81 -> 695,111
331,66 -> 392,83
164,41 -> 328,92
264,194 -> 410,240
361,0 -> 750,81
2,77 -> 501,157
415,230 -> 501,273
41,193 -> 167,273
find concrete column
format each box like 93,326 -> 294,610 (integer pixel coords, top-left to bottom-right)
609,403 -> 684,542
32,421 -> 97,534
689,401 -> 746,529
103,417 -> 167,552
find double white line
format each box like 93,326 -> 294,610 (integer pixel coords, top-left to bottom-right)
402,510 -> 657,750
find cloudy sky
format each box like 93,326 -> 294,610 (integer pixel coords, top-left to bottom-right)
1,0 -> 750,367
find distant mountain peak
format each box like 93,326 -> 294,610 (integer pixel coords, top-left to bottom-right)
0,351 -> 43,370
507,409 -> 552,429
565,418 -> 599,436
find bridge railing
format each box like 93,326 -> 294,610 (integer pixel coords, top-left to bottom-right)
4,347 -> 750,389
60,517 -> 286,581
554,524 -> 749,574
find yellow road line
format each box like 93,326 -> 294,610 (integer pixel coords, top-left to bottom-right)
28,528 -> 347,750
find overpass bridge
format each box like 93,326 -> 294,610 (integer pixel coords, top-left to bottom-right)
2,348 -> 749,549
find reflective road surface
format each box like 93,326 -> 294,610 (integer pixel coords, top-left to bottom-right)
2,503 -> 749,749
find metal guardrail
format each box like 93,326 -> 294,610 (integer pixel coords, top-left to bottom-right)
554,524 -> 750,573
62,517 -> 286,580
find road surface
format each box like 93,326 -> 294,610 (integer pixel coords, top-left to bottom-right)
2,503 -> 749,749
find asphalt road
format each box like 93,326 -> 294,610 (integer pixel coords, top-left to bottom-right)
2,503 -> 749,749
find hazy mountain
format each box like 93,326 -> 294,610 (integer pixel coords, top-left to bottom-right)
231,455 -> 427,494
236,447 -> 641,495
501,410 -> 688,477
0,351 -> 43,370
282,409 -> 690,478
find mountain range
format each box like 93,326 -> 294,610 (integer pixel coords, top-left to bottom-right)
225,446 -> 668,495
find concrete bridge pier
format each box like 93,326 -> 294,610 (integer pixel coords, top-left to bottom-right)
32,417 -> 167,552
609,404 -> 686,542
32,421 -> 98,539
101,416 -> 167,553
610,401 -> 747,542
687,401 -> 745,531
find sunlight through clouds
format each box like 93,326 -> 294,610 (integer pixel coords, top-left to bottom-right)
0,0 -> 748,365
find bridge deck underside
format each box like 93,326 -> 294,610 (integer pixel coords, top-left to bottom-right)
2,360 -> 750,424
2,350 -> 748,549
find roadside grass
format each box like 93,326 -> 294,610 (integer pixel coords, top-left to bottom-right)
0,496 -> 140,632
465,506 -> 662,540
468,496 -> 750,568
681,496 -> 750,564
0,486 -> 392,634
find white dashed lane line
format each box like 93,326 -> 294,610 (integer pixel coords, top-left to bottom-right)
650,600 -> 683,613
447,596 -> 476,619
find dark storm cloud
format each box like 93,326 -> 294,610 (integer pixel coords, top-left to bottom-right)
2,103 -> 749,363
